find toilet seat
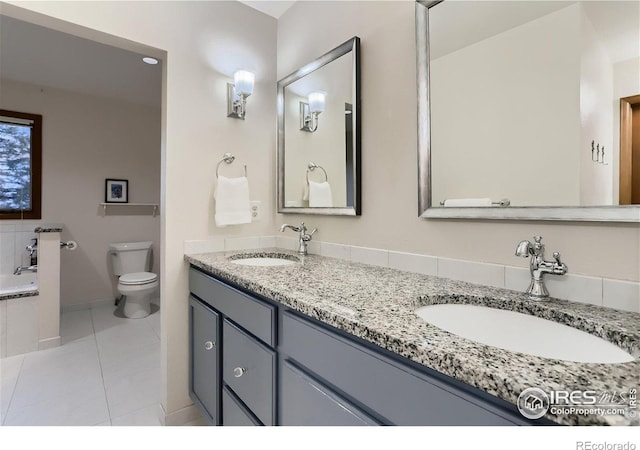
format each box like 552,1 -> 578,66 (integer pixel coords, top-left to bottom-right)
119,272 -> 158,285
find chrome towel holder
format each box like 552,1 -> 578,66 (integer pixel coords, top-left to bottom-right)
439,198 -> 511,207
306,161 -> 328,185
216,152 -> 247,178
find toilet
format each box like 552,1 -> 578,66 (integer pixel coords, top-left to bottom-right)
109,241 -> 158,319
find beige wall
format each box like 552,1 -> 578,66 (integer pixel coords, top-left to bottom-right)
0,79 -> 161,307
2,0 -> 278,419
277,1 -> 639,282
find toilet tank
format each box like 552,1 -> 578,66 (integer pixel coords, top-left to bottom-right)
109,241 -> 153,276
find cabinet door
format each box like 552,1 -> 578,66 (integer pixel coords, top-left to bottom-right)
280,359 -> 379,426
222,386 -> 262,426
189,296 -> 220,425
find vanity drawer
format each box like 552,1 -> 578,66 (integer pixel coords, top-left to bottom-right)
222,385 -> 261,426
280,311 -> 520,426
280,359 -> 380,426
223,319 -> 276,426
189,267 -> 275,346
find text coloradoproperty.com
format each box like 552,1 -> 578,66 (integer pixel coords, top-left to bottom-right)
550,406 -> 628,416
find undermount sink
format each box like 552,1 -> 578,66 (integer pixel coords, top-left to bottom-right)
414,304 -> 635,364
228,253 -> 299,267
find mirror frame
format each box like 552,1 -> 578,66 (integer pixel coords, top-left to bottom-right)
277,36 -> 361,216
416,0 -> 640,222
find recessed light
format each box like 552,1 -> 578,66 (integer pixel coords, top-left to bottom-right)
142,57 -> 159,65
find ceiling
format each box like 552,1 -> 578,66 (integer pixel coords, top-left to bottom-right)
239,1 -> 297,18
0,15 -> 162,108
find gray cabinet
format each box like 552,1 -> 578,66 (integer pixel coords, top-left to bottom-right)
189,296 -> 220,425
189,266 -> 536,427
189,267 -> 276,426
280,359 -> 380,426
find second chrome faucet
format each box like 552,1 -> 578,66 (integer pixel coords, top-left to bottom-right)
280,222 -> 317,255
515,235 -> 568,299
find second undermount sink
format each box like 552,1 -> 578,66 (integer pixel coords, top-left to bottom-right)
228,252 -> 299,267
415,304 -> 635,364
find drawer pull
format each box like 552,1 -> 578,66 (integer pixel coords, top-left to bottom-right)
204,341 -> 215,350
233,367 -> 247,378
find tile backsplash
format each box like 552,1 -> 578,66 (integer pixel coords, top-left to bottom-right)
184,236 -> 640,314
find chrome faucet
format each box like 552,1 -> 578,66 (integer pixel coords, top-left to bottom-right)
14,264 -> 38,275
26,238 -> 37,257
280,222 -> 317,255
515,235 -> 567,299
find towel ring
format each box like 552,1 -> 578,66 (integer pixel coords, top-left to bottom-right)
306,161 -> 328,185
216,152 -> 247,178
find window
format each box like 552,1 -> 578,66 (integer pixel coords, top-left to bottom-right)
0,109 -> 42,219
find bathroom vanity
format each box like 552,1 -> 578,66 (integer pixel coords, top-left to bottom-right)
185,250 -> 639,426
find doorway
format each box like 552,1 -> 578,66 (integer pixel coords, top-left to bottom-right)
0,12 -> 165,425
619,94 -> 640,204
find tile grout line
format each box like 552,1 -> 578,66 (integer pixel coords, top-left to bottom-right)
89,309 -> 113,426
2,354 -> 25,426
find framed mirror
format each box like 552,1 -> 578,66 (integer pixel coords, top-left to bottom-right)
278,37 -> 361,216
416,1 -> 640,222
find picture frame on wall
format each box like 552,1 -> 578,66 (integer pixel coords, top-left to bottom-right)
105,179 -> 128,203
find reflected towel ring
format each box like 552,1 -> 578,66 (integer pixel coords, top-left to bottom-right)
216,152 -> 247,178
306,161 -> 328,185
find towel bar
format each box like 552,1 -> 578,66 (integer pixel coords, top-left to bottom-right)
439,198 -> 511,207
216,152 -> 247,178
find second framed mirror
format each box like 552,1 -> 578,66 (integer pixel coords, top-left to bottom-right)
277,37 -> 361,216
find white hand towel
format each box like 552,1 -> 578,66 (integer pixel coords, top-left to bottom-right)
309,180 -> 333,207
443,198 -> 492,207
214,175 -> 251,227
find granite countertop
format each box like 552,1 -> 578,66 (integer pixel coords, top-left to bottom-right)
0,289 -> 39,301
185,248 -> 640,426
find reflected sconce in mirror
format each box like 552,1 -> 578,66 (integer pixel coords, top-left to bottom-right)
227,70 -> 255,120
300,91 -> 326,132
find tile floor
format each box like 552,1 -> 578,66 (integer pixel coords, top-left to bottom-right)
1,301 -> 162,426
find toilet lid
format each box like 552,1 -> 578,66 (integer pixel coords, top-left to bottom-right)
120,272 -> 158,285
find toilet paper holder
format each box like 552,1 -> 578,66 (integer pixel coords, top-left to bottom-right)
60,241 -> 78,250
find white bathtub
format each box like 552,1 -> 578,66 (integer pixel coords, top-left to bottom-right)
0,272 -> 38,296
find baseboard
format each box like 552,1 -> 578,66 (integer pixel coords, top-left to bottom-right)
38,336 -> 60,350
61,298 -> 115,313
158,403 -> 204,426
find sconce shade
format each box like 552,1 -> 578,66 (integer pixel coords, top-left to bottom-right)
234,70 -> 255,97
308,91 -> 326,114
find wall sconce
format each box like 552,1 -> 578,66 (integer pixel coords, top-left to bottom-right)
300,91 -> 326,132
227,70 -> 255,120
